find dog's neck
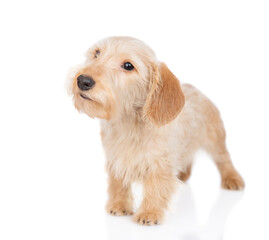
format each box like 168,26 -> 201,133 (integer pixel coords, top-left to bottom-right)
101,106 -> 149,132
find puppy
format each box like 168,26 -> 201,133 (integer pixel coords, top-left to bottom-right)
67,36 -> 244,225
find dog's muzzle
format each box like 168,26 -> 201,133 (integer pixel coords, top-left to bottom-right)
77,75 -> 95,91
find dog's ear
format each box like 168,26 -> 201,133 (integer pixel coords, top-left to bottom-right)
143,62 -> 185,126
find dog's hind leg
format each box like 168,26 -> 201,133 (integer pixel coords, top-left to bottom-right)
177,164 -> 192,182
211,146 -> 244,190
204,120 -> 245,190
176,149 -> 195,182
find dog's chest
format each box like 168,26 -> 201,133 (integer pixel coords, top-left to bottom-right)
101,123 -> 165,182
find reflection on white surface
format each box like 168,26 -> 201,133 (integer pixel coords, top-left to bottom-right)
105,185 -> 244,240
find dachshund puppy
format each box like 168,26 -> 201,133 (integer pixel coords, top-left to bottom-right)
67,37 -> 244,225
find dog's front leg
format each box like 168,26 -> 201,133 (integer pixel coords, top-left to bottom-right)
134,169 -> 177,225
106,175 -> 133,216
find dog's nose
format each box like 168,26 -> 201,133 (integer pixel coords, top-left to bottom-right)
77,75 -> 95,91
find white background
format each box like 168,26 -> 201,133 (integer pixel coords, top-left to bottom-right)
0,0 -> 269,239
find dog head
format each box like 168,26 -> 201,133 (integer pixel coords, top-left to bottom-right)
67,37 -> 185,126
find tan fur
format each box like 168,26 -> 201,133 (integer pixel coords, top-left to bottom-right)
143,63 -> 185,126
67,36 -> 245,225
106,176 -> 133,216
177,165 -> 192,182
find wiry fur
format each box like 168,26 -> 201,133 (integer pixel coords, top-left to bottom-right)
68,36 -> 245,225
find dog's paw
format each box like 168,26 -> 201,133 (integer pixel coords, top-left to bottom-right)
106,202 -> 133,216
222,174 -> 245,190
133,211 -> 163,226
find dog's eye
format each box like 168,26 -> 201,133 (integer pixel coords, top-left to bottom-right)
94,49 -> 100,58
122,62 -> 134,71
